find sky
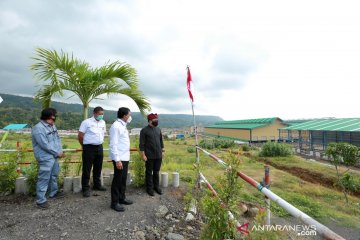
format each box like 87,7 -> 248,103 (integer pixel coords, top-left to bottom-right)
1,0 -> 360,120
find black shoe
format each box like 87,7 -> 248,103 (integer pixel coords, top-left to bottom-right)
93,186 -> 107,191
111,203 -> 125,212
147,189 -> 155,196
119,199 -> 133,205
83,190 -> 91,197
36,201 -> 49,209
49,191 -> 66,199
154,187 -> 163,195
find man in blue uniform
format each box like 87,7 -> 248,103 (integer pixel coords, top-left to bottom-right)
32,108 -> 65,209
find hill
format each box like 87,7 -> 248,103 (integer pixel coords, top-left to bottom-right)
0,93 -> 222,129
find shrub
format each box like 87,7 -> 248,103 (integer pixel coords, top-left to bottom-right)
200,153 -> 242,239
199,138 -> 235,150
339,173 -> 360,194
0,152 -> 18,193
61,156 -> 72,177
241,144 -> 250,151
23,161 -> 38,196
187,146 -> 195,153
214,138 -> 235,149
199,139 -> 214,149
132,139 -> 145,187
259,142 -> 292,157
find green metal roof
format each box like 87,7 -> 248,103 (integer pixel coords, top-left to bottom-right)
205,133 -> 249,142
206,117 -> 282,130
206,123 -> 267,130
283,119 -> 311,125
214,117 -> 280,125
281,118 -> 360,132
3,124 -> 31,130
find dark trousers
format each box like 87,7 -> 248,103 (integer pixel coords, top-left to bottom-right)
82,144 -> 103,191
145,158 -> 162,191
111,161 -> 129,205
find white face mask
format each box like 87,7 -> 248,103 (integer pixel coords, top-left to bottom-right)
127,116 -> 132,124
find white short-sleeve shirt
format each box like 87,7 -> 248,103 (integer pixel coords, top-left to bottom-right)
109,119 -> 130,162
79,117 -> 106,145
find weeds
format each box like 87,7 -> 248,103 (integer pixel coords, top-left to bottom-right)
259,142 -> 292,157
200,153 -> 243,239
0,152 -> 18,193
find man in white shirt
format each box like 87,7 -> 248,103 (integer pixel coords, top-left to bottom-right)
78,106 -> 107,197
109,107 -> 133,212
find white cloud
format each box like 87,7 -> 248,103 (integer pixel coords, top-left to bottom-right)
1,0 -> 360,120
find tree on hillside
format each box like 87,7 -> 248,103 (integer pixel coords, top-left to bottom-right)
325,142 -> 360,203
30,48 -> 151,119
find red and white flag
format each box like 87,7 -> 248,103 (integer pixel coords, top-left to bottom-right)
187,67 -> 194,102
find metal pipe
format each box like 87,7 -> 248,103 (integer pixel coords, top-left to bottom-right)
264,165 -> 271,225
196,146 -> 345,240
195,146 -> 227,167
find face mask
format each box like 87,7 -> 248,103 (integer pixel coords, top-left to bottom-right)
127,116 -> 132,124
95,115 -> 104,121
152,120 -> 158,127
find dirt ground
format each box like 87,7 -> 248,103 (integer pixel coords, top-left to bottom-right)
259,157 -> 360,197
0,186 -> 201,240
1,185 -> 360,240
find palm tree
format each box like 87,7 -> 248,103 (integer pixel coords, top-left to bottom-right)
30,48 -> 151,119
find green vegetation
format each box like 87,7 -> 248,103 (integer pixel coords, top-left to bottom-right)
199,138 -> 235,150
0,151 -> 18,193
259,142 -> 293,157
132,139 -> 145,187
325,142 -> 360,203
0,93 -> 222,129
22,160 -> 38,196
30,48 -> 150,119
200,153 -> 244,240
1,133 -> 359,233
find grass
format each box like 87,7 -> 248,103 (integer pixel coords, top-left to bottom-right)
1,133 -> 360,231
235,155 -> 360,229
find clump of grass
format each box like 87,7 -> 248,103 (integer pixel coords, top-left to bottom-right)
259,142 -> 292,157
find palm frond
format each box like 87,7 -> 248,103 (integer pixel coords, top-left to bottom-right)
30,48 -> 151,117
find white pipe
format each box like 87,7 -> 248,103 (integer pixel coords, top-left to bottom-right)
196,146 -> 345,240
261,188 -> 344,240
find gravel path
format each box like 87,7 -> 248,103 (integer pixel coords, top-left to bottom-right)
0,186 -> 201,240
1,185 -> 359,240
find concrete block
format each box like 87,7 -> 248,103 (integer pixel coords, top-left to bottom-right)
15,177 -> 27,194
100,172 -> 104,186
63,176 -> 73,193
296,148 -> 300,153
172,172 -> 179,187
315,152 -> 321,158
126,172 -> 132,186
309,151 -> 314,156
161,172 -> 168,188
110,173 -> 114,184
103,175 -> 110,186
23,178 -> 29,194
72,176 -> 82,193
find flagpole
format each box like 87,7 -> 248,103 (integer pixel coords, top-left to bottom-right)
191,100 -> 199,164
187,66 -> 201,195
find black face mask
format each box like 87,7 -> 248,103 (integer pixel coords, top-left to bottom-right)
152,121 -> 158,127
